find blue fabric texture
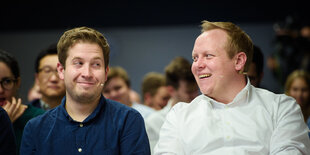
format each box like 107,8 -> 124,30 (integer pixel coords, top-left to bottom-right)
0,106 -> 16,155
20,95 -> 150,155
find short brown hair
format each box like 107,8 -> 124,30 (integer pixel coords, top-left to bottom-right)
201,20 -> 253,73
106,66 -> 130,87
165,56 -> 196,89
141,72 -> 166,100
57,26 -> 110,69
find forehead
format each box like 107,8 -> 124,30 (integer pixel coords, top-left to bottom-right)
0,62 -> 13,78
107,77 -> 128,87
193,29 -> 228,52
292,78 -> 307,86
40,54 -> 58,66
67,42 -> 104,60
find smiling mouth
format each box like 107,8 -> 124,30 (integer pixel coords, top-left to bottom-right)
199,73 -> 211,79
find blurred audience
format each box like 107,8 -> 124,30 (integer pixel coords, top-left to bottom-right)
145,56 -> 199,154
30,44 -> 65,110
27,82 -> 42,102
268,15 -> 310,89
285,70 -> 310,123
103,66 -> 154,118
129,89 -> 141,104
141,72 -> 170,110
0,49 -> 44,154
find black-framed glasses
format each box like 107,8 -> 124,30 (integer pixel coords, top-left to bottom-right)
0,77 -> 17,90
38,66 -> 58,77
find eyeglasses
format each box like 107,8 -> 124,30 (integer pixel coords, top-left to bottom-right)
0,78 -> 17,90
38,66 -> 58,77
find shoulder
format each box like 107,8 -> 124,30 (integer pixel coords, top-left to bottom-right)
104,99 -> 142,119
24,107 -> 56,129
172,94 -> 207,112
250,86 -> 299,117
251,86 -> 296,106
27,99 -> 41,107
131,102 -> 155,118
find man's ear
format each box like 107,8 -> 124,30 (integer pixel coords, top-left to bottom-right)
144,92 -> 152,105
234,52 -> 247,72
167,85 -> 176,97
104,66 -> 109,82
57,62 -> 65,80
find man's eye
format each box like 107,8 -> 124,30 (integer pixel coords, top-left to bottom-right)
206,54 -> 214,58
73,61 -> 83,66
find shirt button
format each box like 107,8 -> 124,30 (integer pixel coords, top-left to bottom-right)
79,124 -> 83,127
78,148 -> 82,152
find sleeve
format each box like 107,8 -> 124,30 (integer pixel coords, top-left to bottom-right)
145,114 -> 161,154
20,120 -> 36,155
154,107 -> 185,155
270,95 -> 310,155
0,109 -> 17,155
120,112 -> 151,155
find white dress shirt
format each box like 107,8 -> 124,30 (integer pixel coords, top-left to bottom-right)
145,100 -> 173,154
132,102 -> 155,119
154,82 -> 310,155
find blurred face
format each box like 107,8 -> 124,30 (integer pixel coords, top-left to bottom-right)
151,86 -> 170,109
36,55 -> 65,99
175,80 -> 199,103
191,29 -> 237,99
57,42 -> 108,104
0,62 -> 19,106
289,77 -> 310,107
102,77 -> 131,106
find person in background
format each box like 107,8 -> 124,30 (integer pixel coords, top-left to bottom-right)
285,70 -> 310,124
103,66 -> 155,118
20,27 -> 150,154
27,82 -> 42,102
0,106 -> 16,155
130,89 -> 142,104
141,72 -> 170,110
0,49 -> 45,154
29,44 -> 65,110
154,20 -> 310,154
247,45 -> 264,87
145,56 -> 199,154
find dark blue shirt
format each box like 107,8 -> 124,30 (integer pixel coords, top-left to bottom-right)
0,106 -> 16,155
20,95 -> 150,155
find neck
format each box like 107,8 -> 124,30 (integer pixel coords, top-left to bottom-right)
213,75 -> 247,104
65,95 -> 100,122
170,97 -> 179,107
41,96 -> 63,109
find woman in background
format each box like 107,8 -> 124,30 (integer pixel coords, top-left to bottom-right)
0,49 -> 44,154
285,70 -> 310,129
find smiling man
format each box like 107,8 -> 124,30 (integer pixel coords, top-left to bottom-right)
20,27 -> 150,154
154,21 -> 310,154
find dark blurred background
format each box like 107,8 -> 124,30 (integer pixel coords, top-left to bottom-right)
0,0 -> 309,101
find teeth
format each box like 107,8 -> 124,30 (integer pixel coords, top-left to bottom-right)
199,74 -> 211,79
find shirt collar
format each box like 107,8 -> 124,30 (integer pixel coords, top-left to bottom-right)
208,77 -> 251,109
39,99 -> 50,110
60,95 -> 106,123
